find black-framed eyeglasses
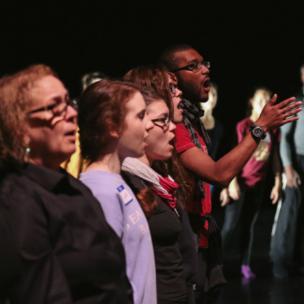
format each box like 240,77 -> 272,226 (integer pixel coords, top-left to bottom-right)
151,114 -> 171,130
27,96 -> 78,120
172,61 -> 211,73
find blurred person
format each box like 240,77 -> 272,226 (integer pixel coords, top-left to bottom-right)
0,65 -> 132,303
78,80 -> 157,304
81,71 -> 107,91
220,87 -> 282,279
271,64 -> 304,278
200,82 -> 223,161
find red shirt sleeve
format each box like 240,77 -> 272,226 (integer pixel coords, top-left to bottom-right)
174,123 -> 196,154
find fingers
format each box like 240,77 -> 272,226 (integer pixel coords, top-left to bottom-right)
296,176 -> 302,186
276,97 -> 298,109
281,115 -> 299,125
269,93 -> 278,105
281,101 -> 302,114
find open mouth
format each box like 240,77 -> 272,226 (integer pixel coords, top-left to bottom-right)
178,99 -> 185,109
202,78 -> 211,89
168,137 -> 175,147
65,130 -> 76,137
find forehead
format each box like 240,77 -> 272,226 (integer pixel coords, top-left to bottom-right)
172,48 -> 203,66
31,75 -> 67,105
125,91 -> 146,111
147,99 -> 168,115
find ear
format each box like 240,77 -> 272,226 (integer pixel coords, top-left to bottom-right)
108,122 -> 121,139
109,129 -> 120,139
23,133 -> 31,147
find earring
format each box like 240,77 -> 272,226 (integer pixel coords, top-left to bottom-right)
24,146 -> 31,162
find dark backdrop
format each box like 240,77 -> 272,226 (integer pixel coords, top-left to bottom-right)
1,0 -> 303,139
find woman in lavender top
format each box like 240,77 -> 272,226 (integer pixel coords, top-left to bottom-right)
78,80 -> 156,304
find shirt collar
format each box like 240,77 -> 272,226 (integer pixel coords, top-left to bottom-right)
22,163 -> 69,191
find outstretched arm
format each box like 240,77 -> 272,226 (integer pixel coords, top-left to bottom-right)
180,95 -> 302,186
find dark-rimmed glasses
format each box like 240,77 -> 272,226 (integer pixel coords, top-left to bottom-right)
151,114 -> 171,130
27,96 -> 78,121
172,60 -> 211,73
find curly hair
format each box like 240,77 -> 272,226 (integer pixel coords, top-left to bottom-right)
0,64 -> 56,163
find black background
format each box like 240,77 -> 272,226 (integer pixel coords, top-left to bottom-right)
1,0 -> 303,137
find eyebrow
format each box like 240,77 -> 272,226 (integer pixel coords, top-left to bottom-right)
137,108 -> 146,115
152,112 -> 169,119
28,94 -> 69,114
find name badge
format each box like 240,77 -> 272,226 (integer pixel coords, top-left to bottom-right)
117,184 -> 133,205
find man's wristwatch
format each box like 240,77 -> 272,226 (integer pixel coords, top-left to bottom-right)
249,124 -> 266,142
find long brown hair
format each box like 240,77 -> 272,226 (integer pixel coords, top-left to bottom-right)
124,66 -> 194,209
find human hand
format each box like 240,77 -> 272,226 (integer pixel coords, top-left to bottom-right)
285,166 -> 301,188
270,185 -> 281,204
228,180 -> 241,200
220,188 -> 231,207
256,94 -> 302,132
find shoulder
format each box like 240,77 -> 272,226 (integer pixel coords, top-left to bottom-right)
0,172 -> 42,207
121,171 -> 148,194
175,123 -> 196,153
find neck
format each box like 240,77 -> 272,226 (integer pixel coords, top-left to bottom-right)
86,151 -> 121,174
138,154 -> 151,166
29,157 -> 61,171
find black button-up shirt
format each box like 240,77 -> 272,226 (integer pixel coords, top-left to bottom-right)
0,163 -> 132,304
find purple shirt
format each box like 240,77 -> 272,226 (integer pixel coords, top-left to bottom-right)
80,170 -> 156,304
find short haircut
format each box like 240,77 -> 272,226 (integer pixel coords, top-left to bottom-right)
78,80 -> 142,162
159,44 -> 194,70
0,64 -> 57,162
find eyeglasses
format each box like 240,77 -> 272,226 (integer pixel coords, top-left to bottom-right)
27,96 -> 77,121
172,60 -> 211,73
151,114 -> 171,130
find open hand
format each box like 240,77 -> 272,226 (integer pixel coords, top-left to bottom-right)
256,94 -> 302,131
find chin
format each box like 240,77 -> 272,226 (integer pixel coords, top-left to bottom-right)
130,149 -> 145,159
173,113 -> 184,123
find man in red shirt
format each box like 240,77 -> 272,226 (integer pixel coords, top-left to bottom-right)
160,44 -> 302,302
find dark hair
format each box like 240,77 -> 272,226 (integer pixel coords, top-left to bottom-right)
0,64 -> 57,162
159,44 -> 194,70
78,80 -> 142,163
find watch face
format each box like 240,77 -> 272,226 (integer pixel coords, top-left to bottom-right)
252,127 -> 265,139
